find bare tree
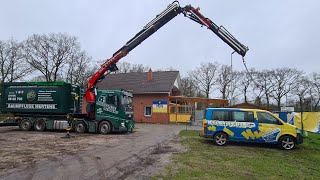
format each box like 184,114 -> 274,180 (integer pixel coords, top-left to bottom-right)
181,76 -> 198,97
65,51 -> 95,86
0,39 -> 32,83
216,64 -> 232,100
117,62 -> 132,73
116,62 -> 149,73
23,33 -> 80,82
309,73 -> 320,111
291,76 -> 311,112
237,70 -> 254,103
270,68 -> 302,111
251,71 -> 265,106
189,62 -> 219,98
130,63 -> 149,73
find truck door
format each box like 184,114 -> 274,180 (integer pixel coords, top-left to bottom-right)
256,112 -> 283,143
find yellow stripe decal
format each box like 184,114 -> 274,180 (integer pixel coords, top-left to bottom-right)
223,127 -> 234,136
246,129 -> 256,139
208,126 -> 216,131
254,131 -> 261,138
242,131 -> 250,139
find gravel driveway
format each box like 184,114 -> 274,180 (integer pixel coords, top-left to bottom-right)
0,123 -> 201,180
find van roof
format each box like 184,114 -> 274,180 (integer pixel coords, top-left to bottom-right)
206,107 -> 269,112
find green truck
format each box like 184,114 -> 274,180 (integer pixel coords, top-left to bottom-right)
0,82 -> 134,134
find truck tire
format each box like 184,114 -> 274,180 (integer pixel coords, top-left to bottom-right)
34,119 -> 46,132
99,121 -> 111,135
214,132 -> 228,146
74,121 -> 86,133
278,135 -> 296,150
20,119 -> 32,131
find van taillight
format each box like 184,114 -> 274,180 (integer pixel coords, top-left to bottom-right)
204,123 -> 207,128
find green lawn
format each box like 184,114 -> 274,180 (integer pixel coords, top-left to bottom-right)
155,130 -> 320,180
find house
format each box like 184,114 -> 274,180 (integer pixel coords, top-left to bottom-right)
97,69 -> 181,123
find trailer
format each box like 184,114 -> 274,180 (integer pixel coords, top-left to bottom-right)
0,82 -> 134,134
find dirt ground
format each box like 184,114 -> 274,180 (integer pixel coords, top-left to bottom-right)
0,124 -> 200,180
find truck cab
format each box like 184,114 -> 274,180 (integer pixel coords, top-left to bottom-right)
93,90 -> 134,133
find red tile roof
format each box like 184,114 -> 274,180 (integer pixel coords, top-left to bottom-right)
97,71 -> 180,94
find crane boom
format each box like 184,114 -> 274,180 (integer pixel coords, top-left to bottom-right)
86,1 -> 249,103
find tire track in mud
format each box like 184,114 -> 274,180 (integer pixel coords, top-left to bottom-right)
0,124 -> 191,179
102,138 -> 182,180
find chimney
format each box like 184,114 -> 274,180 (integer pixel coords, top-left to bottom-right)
148,68 -> 153,81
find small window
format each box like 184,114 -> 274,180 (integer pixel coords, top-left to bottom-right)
212,111 -> 230,121
107,95 -> 117,106
232,111 -> 254,122
144,107 -> 152,117
257,112 -> 279,124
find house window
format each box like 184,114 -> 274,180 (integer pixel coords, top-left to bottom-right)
144,107 -> 152,117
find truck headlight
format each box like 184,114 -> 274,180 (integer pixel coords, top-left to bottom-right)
121,122 -> 125,127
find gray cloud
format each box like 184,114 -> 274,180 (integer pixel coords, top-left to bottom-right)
1,0 -> 319,75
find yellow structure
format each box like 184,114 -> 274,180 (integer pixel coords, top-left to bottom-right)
168,96 -> 228,123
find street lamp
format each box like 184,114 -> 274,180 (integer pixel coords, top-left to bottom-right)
230,51 -> 236,105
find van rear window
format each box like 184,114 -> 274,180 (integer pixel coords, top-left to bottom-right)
212,111 -> 230,121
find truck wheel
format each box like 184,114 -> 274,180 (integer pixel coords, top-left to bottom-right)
74,121 -> 86,133
214,132 -> 228,146
279,136 -> 296,150
34,119 -> 46,131
20,119 -> 32,131
99,121 -> 111,135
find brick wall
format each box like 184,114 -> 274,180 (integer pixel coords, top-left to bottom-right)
133,93 -> 169,123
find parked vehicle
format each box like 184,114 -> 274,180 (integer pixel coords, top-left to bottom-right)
1,1 -> 249,134
200,108 -> 303,150
0,82 -> 134,134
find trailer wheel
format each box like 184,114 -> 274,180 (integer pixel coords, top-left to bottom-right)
74,121 -> 86,133
99,121 -> 111,135
34,119 -> 46,132
20,119 -> 32,131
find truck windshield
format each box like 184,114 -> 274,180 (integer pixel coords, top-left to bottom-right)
122,95 -> 132,105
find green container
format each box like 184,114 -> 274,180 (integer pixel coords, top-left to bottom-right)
0,82 -> 82,115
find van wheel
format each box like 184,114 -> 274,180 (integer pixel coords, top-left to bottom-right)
99,121 -> 111,135
214,132 -> 228,146
279,136 -> 295,150
20,119 -> 32,131
34,119 -> 46,131
74,121 -> 86,133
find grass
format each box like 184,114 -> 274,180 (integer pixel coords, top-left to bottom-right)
155,130 -> 320,180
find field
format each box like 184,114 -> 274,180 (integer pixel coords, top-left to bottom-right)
156,130 -> 320,179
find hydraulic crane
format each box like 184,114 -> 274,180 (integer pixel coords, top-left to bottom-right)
86,1 -> 249,104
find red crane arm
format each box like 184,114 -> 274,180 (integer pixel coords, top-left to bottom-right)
86,50 -> 127,103
85,1 -> 248,103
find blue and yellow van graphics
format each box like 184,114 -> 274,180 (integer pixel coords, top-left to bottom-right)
201,108 -> 303,150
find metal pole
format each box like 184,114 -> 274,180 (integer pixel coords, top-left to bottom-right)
230,51 -> 236,105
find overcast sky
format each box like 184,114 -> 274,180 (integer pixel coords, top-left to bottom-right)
1,0 -> 319,76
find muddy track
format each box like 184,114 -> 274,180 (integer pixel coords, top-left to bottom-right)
0,124 -> 200,179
